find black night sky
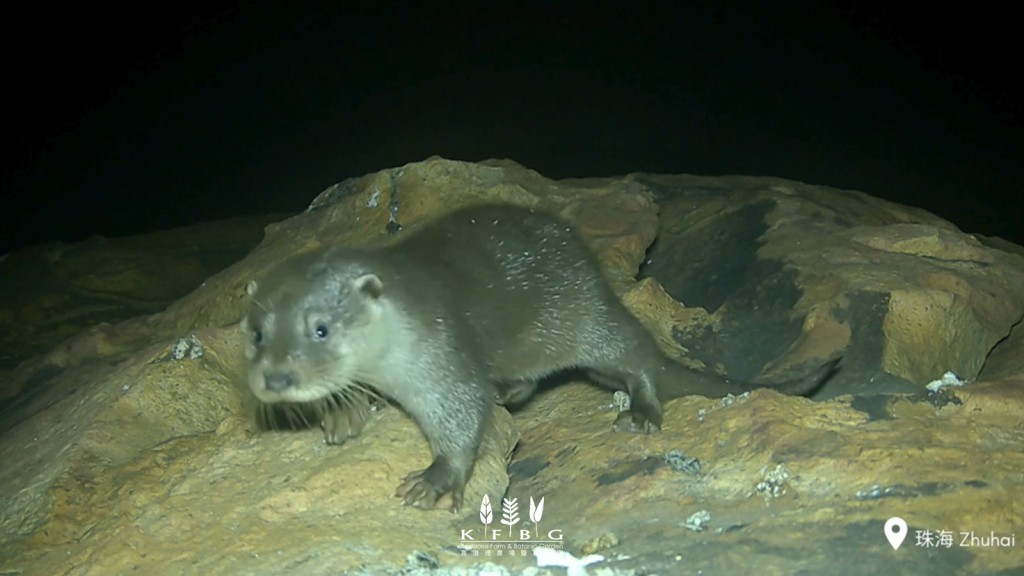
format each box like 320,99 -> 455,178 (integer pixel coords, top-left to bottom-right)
2,2 -> 1022,254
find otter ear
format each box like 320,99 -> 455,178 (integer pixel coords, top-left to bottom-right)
353,274 -> 383,299
246,280 -> 259,298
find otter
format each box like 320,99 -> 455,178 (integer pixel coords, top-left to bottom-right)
242,204 -> 838,512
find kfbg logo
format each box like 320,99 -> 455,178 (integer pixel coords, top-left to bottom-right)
459,495 -> 564,544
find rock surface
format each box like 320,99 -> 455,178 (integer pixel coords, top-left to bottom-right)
0,157 -> 1021,575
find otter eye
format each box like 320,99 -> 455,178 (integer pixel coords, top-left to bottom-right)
313,324 -> 329,341
252,328 -> 263,346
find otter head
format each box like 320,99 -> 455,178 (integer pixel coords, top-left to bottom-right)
242,251 -> 387,404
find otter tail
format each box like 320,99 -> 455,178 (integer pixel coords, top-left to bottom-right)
753,355 -> 841,397
658,355 -> 842,400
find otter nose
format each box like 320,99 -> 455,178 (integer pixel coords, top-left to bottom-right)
263,370 -> 297,392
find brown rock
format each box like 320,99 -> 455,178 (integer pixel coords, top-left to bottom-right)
0,158 -> 1021,575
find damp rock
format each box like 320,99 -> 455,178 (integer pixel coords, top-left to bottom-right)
579,532 -> 620,555
405,550 -> 440,570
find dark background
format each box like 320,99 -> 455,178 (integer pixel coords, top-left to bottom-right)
2,2 -> 1021,254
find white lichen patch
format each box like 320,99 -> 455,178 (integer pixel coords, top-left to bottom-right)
611,390 -> 631,413
681,510 -> 711,532
756,464 -> 790,501
718,391 -> 751,408
534,547 -> 604,576
171,334 -> 204,360
926,371 -> 966,392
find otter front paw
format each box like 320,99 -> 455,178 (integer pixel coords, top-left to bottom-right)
394,459 -> 466,513
321,403 -> 369,445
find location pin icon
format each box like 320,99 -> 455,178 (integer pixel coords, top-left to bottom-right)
885,517 -> 908,550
